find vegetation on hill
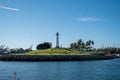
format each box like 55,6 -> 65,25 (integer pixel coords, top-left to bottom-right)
70,39 -> 94,51
36,42 -> 52,50
26,48 -> 93,55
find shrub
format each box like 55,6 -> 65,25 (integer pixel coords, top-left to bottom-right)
36,42 -> 52,50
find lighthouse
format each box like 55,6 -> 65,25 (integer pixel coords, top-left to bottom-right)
56,32 -> 59,48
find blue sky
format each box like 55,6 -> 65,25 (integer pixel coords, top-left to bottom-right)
0,0 -> 120,49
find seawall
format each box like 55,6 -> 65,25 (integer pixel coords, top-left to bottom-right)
0,55 -> 117,61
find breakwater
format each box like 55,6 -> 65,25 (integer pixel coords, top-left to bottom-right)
0,55 -> 117,61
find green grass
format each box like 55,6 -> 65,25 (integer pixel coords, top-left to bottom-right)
25,48 -> 93,55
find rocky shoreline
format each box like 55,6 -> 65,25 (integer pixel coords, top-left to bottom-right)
0,54 -> 118,61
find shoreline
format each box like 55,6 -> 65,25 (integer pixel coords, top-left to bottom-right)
0,54 -> 119,61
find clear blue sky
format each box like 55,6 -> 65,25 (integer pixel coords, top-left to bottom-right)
0,0 -> 120,49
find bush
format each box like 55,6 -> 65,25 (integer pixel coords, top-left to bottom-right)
36,42 -> 52,50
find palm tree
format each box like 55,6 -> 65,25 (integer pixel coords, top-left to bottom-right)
91,40 -> 94,49
85,40 -> 94,51
77,39 -> 82,50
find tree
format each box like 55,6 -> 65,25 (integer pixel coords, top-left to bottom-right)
77,39 -> 82,46
70,43 -> 75,49
36,42 -> 52,50
77,39 -> 84,50
70,39 -> 94,51
0,45 -> 10,54
85,40 -> 94,51
70,39 -> 85,50
81,42 -> 85,49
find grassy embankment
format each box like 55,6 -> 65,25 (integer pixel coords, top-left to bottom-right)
1,48 -> 116,61
25,48 -> 92,55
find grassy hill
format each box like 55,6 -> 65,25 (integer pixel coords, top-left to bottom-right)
26,48 -> 87,55
5,48 -> 117,61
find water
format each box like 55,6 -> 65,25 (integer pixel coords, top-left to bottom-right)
0,59 -> 120,80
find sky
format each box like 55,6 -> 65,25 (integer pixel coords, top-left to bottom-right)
0,0 -> 120,49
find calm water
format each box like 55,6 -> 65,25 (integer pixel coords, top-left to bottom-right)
0,59 -> 120,80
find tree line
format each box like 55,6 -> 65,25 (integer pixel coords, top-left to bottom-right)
0,45 -> 32,54
70,39 -> 94,51
95,47 -> 120,55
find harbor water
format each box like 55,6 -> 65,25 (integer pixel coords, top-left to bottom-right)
0,59 -> 120,80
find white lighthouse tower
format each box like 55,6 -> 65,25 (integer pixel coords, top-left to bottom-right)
56,32 -> 59,48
